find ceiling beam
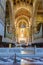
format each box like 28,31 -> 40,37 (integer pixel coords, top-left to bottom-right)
37,10 -> 43,12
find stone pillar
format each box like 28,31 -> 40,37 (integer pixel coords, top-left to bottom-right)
32,0 -> 38,43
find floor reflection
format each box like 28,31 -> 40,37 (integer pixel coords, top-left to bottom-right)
21,58 -> 43,65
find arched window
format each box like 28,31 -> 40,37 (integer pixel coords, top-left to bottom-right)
19,22 -> 26,28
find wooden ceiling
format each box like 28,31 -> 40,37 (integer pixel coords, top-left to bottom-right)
37,0 -> 43,15
13,0 -> 34,6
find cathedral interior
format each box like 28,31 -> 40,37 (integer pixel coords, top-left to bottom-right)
0,0 -> 43,47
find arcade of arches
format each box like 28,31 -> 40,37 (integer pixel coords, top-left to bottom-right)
0,0 -> 43,47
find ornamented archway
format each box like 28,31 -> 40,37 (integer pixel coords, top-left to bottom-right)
14,8 -> 32,44
5,0 -> 33,44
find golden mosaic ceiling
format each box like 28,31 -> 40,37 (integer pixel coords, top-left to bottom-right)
15,8 -> 31,19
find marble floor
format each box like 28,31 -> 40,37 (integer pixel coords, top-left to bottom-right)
0,56 -> 43,65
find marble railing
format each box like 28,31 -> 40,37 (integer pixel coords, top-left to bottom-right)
0,48 -> 43,57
